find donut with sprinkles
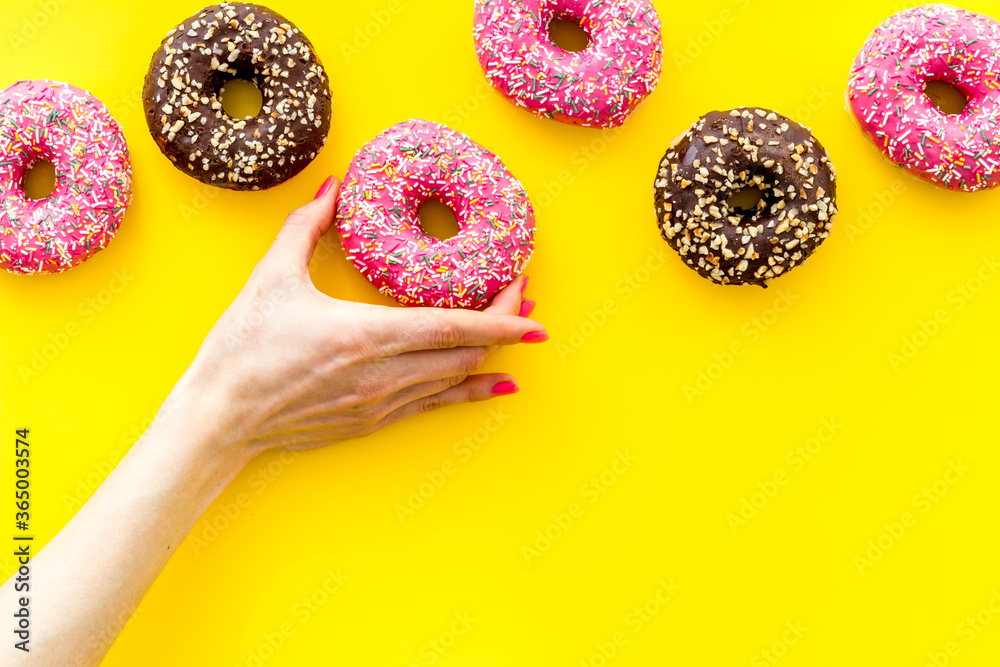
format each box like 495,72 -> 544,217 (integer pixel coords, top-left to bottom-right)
653,108 -> 838,287
847,4 -> 1000,192
337,119 -> 535,309
0,80 -> 132,275
473,0 -> 662,128
142,2 -> 331,191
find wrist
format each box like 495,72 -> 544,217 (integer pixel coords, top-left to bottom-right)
147,364 -> 258,476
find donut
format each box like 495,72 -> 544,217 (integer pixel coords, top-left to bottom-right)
847,4 -> 1000,192
0,80 -> 132,275
142,2 -> 331,191
473,0 -> 662,128
336,119 -> 535,309
653,108 -> 838,287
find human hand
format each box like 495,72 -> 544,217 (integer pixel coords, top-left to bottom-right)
170,176 -> 546,460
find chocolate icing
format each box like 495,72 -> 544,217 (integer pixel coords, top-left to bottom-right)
142,2 -> 331,190
653,107 -> 838,287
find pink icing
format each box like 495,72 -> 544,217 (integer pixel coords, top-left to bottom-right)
847,4 -> 1000,192
473,0 -> 662,128
0,80 -> 132,274
336,119 -> 535,309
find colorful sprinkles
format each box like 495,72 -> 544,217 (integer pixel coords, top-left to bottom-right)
654,108 -> 838,287
142,2 -> 331,191
336,119 -> 536,309
473,0 -> 663,128
847,3 -> 1000,192
0,80 -> 132,275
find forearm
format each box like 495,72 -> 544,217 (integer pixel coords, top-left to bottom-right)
0,377 -> 250,666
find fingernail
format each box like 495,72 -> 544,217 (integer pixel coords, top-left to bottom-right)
520,275 -> 530,295
314,175 -> 335,200
520,331 -> 548,343
518,299 -> 536,317
492,380 -> 519,396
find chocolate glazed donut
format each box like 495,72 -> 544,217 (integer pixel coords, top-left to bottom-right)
654,107 -> 838,287
142,2 -> 332,190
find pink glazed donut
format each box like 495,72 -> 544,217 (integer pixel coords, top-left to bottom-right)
336,119 -> 535,309
0,80 -> 132,274
473,0 -> 662,128
847,4 -> 1000,192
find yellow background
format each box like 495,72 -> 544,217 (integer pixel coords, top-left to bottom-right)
3,0 -> 1000,664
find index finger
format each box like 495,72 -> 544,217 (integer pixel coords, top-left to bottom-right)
364,305 -> 548,356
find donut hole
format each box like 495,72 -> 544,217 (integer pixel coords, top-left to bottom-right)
925,80 -> 968,115
727,186 -> 765,215
547,17 -> 590,52
23,160 -> 56,200
219,77 -> 263,120
418,199 -> 459,241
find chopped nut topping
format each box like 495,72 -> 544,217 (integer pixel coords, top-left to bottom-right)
653,107 -> 838,287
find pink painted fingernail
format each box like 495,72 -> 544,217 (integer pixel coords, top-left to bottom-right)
520,331 -> 548,343
519,299 -> 536,318
492,380 -> 519,396
520,275 -> 530,295
314,175 -> 335,200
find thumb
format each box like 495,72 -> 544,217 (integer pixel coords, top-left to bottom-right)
266,175 -> 340,269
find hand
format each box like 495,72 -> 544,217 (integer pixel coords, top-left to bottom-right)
0,175 -> 549,667
170,176 -> 547,460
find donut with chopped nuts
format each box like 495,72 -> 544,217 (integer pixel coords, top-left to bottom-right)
142,2 -> 331,190
653,108 -> 838,287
